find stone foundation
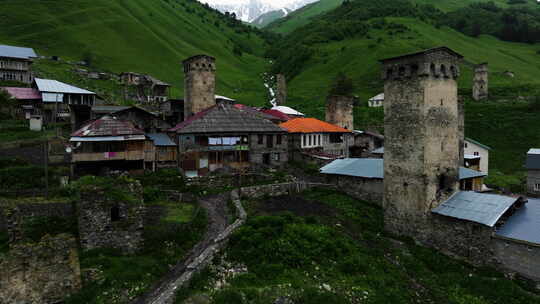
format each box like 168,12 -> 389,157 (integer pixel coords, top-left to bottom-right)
0,234 -> 82,303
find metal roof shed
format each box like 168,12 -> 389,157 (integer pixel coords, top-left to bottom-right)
0,44 -> 37,59
496,198 -> 540,245
432,191 -> 520,227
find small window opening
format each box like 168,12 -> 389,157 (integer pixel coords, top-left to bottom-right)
111,206 -> 121,222
441,65 -> 447,77
398,66 -> 406,77
438,175 -> 446,192
430,63 -> 436,76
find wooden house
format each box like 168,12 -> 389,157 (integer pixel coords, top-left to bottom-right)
169,102 -> 288,177
0,44 -> 37,84
145,133 -> 177,170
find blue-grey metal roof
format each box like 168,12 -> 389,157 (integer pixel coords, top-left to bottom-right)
320,158 -> 384,179
526,149 -> 540,170
432,191 -> 518,227
459,167 -> 486,180
371,147 -> 384,154
0,44 -> 37,59
35,78 -> 95,94
147,133 -> 176,146
496,198 -> 540,245
92,106 -> 131,114
321,158 -> 484,181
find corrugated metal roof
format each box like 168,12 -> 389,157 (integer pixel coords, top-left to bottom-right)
70,135 -> 146,142
320,158 -> 481,181
92,106 -> 131,114
496,198 -> 540,245
35,78 -> 95,95
369,93 -> 384,101
272,106 -> 305,116
460,167 -> 487,180
280,118 -> 352,134
320,158 -> 383,179
526,149 -> 540,170
1,87 -> 41,100
147,133 -> 176,146
0,44 -> 37,59
465,137 -> 492,151
216,95 -> 235,101
432,191 -> 518,227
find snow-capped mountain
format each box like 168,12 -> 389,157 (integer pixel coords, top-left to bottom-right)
201,0 -> 318,23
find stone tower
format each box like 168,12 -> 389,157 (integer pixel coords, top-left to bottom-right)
472,63 -> 488,101
326,95 -> 354,130
381,47 -> 463,240
183,55 -> 216,118
276,74 -> 287,106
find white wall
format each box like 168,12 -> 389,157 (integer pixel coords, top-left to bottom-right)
464,140 -> 489,174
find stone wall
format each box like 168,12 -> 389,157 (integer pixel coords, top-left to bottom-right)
249,133 -> 289,167
472,63 -> 488,101
326,95 -> 354,130
183,55 -> 216,118
239,182 -> 333,199
1,200 -> 74,244
492,237 -> 540,281
276,74 -> 287,106
78,181 -> 145,254
0,234 -> 82,303
325,175 -> 383,205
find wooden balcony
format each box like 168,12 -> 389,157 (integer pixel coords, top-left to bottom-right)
73,151 -> 144,162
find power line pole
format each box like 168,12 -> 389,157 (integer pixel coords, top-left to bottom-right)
44,140 -> 49,198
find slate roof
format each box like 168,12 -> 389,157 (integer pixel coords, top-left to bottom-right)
0,44 -> 37,59
35,78 -> 95,95
147,133 -> 176,146
1,87 -> 41,100
380,46 -> 464,63
71,116 -> 144,137
526,149 -> 540,170
320,158 -> 485,181
170,103 -> 286,134
496,198 -> 540,245
432,191 -> 519,227
280,118 -> 352,134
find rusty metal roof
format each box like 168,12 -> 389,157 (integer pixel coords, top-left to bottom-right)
1,87 -> 41,100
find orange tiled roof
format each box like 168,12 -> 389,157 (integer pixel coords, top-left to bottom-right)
279,118 -> 352,133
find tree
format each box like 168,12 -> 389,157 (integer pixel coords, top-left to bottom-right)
329,72 -> 354,96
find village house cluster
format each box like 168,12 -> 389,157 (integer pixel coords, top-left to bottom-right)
2,42 -> 540,287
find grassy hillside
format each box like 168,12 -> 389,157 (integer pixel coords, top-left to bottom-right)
266,0 -> 344,34
176,188 -> 540,304
0,0 -> 268,103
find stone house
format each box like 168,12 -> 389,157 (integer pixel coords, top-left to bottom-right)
464,137 -> 491,174
106,106 -> 171,133
160,99 -> 184,126
379,46 -> 539,280
170,102 -> 288,177
280,117 -> 353,162
350,130 -> 384,157
526,148 -> 540,197
120,72 -> 170,103
320,158 -> 487,204
368,93 -> 384,107
0,44 -> 37,84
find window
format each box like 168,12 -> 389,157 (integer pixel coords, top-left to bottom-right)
329,134 -> 343,143
474,152 -> 479,156
302,135 -> 306,147
308,135 -> 312,146
535,184 -> 540,192
273,153 -> 280,161
267,135 -> 274,148
276,135 -> 282,145
111,206 -> 121,222
465,142 -> 468,148
258,135 -> 263,145
318,135 -> 321,146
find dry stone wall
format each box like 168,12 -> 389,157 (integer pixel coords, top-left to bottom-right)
0,233 -> 82,303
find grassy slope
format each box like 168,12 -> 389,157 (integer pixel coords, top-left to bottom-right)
0,0 -> 268,102
266,0 -> 344,34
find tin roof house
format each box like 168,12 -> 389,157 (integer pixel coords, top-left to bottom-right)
0,44 -> 37,84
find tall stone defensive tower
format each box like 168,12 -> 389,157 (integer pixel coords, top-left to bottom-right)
472,63 -> 488,101
326,95 -> 354,130
381,47 -> 463,239
183,55 -> 216,118
276,74 -> 287,106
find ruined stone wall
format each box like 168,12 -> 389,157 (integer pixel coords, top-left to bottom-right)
326,175 -> 383,205
0,234 -> 82,303
325,95 -> 354,130
183,56 -> 216,118
78,182 -> 145,254
472,63 -> 488,101
239,182 -> 333,199
1,200 -> 74,244
492,237 -> 540,281
276,74 -> 287,106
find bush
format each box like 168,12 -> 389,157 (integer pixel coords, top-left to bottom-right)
23,216 -> 77,242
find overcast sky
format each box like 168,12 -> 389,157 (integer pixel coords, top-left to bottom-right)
200,0 -> 295,7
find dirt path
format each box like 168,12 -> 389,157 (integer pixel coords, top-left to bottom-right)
132,193 -> 230,304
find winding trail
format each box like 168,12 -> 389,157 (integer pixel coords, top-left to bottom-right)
132,193 -> 231,304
